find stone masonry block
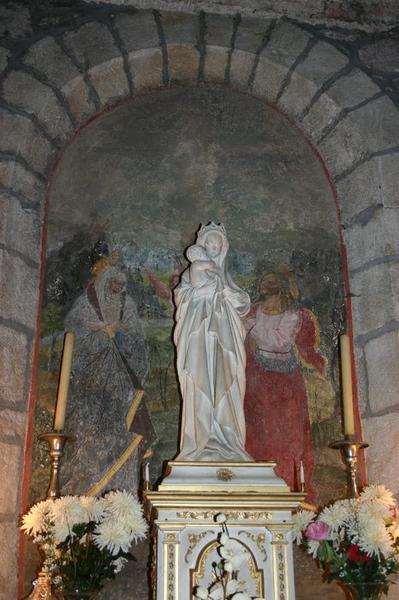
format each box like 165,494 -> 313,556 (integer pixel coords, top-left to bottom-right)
0,192 -> 42,261
364,331 -> 399,414
253,22 -> 311,103
0,521 -> 18,599
64,22 -> 129,108
337,154 -> 399,225
326,68 -> 380,108
24,36 -> 81,89
302,69 -> 380,141
0,249 -> 40,330
0,3 -> 31,39
359,39 -> 399,75
61,74 -> 97,124
205,13 -> 234,47
63,21 -> 122,69
279,41 -> 348,119
0,160 -> 45,205
252,55 -> 289,103
88,57 -> 130,108
128,48 -> 163,90
161,11 -> 199,45
0,324 -> 30,405
321,96 -> 399,179
0,46 -> 9,73
2,70 -> 73,142
0,108 -> 53,174
114,10 -> 159,52
344,206 -> 399,272
168,45 -> 199,84
343,95 -> 399,156
0,442 -> 21,514
378,153 -> 399,209
0,408 -> 26,442
234,16 -> 273,53
363,413 -> 399,496
204,45 -> 228,83
318,116 -> 366,179
230,49 -> 254,89
350,263 -> 397,337
336,158 -> 382,223
24,36 -> 95,124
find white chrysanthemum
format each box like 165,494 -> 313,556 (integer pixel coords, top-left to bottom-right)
79,496 -> 106,523
292,510 -> 316,544
360,485 -> 396,508
94,519 -> 132,555
355,520 -> 394,558
21,500 -> 53,538
307,540 -> 320,558
51,495 -> 86,529
319,499 -> 353,536
103,491 -> 147,541
358,501 -> 391,524
112,556 -> 128,574
52,521 -> 72,543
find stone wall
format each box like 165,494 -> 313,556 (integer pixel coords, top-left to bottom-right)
0,2 -> 398,598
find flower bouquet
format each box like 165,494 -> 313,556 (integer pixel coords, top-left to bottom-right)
293,485 -> 399,599
194,514 -> 264,600
21,490 -> 147,599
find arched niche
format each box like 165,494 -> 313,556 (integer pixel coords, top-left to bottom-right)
25,85 -> 348,599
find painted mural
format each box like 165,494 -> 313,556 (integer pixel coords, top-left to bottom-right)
29,87 -> 347,599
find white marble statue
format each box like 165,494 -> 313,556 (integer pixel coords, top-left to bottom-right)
173,223 -> 252,461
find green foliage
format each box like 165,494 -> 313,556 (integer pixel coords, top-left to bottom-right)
54,523 -> 133,598
41,303 -> 65,338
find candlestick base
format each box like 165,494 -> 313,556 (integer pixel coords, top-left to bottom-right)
25,569 -> 60,600
329,436 -> 368,498
39,432 -> 73,499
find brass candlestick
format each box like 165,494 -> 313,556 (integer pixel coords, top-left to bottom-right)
329,436 -> 368,498
39,432 -> 71,499
25,432 -> 72,599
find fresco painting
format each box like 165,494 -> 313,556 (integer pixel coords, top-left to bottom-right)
29,87 -> 348,599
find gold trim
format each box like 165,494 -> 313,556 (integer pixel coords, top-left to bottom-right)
86,434 -> 143,496
177,510 -> 272,521
159,484 -> 290,493
216,467 -> 234,481
169,460 -> 278,467
126,389 -> 145,429
238,530 -> 268,562
185,531 -> 208,564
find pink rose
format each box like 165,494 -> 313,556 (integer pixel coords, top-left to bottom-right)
305,521 -> 330,541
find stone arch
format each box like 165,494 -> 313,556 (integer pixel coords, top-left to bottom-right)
1,9 -> 398,598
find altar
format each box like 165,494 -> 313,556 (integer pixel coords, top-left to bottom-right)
146,462 -> 305,600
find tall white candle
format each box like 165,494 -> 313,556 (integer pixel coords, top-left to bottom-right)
53,332 -> 75,431
144,462 -> 150,482
300,461 -> 305,487
340,334 -> 355,437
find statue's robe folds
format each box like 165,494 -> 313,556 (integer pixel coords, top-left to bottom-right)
174,270 -> 251,461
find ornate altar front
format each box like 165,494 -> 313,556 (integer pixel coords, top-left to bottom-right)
146,462 -> 305,600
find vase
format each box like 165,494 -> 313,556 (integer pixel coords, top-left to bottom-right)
342,582 -> 385,600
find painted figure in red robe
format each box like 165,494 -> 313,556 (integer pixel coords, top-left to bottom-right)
244,269 -> 327,501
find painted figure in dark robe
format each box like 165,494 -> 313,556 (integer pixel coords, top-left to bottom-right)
61,261 -> 156,495
244,269 -> 327,501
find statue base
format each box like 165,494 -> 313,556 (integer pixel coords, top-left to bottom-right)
146,461 -> 304,599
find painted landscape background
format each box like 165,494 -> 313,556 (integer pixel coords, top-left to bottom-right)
28,87 -> 347,599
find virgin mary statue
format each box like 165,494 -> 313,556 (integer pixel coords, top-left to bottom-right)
173,223 -> 252,461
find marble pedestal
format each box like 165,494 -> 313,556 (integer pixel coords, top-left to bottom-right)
146,462 -> 305,600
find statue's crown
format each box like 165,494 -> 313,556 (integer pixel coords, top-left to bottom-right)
198,222 -> 226,237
